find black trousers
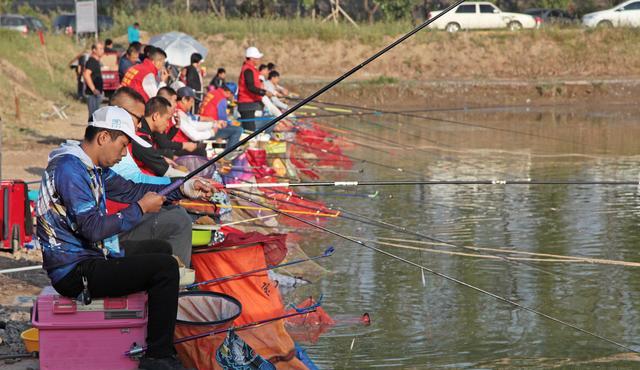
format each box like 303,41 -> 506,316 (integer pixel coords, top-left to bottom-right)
53,240 -> 179,358
238,102 -> 263,132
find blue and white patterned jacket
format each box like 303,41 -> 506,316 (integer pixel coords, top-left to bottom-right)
36,141 -> 182,283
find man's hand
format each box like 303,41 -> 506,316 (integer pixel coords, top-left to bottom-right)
137,192 -> 165,214
160,68 -> 170,82
183,142 -> 198,152
265,91 -> 274,98
173,113 -> 181,128
216,121 -> 227,130
164,157 -> 179,167
181,177 -> 224,200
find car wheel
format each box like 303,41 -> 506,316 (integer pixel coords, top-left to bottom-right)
597,20 -> 613,28
445,22 -> 461,33
508,21 -> 523,31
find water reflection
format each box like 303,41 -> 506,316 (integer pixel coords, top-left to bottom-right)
288,104 -> 640,368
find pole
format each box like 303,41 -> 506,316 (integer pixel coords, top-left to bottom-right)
157,0 -> 467,196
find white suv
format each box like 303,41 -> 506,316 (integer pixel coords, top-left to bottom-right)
428,2 -> 537,32
582,0 -> 640,28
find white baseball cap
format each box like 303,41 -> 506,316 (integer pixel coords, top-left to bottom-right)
89,106 -> 151,148
245,46 -> 263,59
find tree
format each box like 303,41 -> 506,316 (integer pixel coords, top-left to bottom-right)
363,0 -> 380,24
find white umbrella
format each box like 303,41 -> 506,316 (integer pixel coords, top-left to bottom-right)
149,32 -> 208,67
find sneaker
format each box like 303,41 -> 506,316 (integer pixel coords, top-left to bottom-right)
139,355 -> 194,370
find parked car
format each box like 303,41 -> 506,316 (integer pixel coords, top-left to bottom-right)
0,14 -> 46,33
524,8 -> 577,26
53,13 -> 114,33
428,2 -> 537,32
583,0 -> 640,28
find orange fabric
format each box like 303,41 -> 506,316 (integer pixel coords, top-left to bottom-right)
176,322 -> 307,370
191,237 -> 285,326
185,227 -> 307,370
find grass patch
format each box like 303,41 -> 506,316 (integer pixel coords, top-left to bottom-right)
104,5 -> 413,45
0,29 -> 79,101
361,76 -> 399,85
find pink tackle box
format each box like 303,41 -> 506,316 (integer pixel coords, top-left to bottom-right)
32,286 -> 148,370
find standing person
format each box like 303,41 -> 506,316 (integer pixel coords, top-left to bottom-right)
119,42 -> 142,80
69,50 -> 90,100
199,86 -> 244,148
128,22 -> 140,44
185,53 -> 204,111
37,105 -> 217,370
83,42 -> 105,119
237,47 -> 272,132
209,68 -> 226,90
121,47 -> 169,102
104,39 -> 116,53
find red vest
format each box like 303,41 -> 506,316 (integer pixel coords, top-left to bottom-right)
128,130 -> 156,176
120,59 -> 158,102
237,60 -> 263,104
199,88 -> 227,120
170,103 -> 191,143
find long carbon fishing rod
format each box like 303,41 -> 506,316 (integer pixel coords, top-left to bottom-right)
185,246 -> 335,289
229,190 -> 639,354
302,99 -> 578,146
223,179 -> 640,189
126,304 -> 319,357
158,0 -> 467,195
230,187 -> 567,279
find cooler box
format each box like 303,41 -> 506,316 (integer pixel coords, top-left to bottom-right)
33,286 -> 147,370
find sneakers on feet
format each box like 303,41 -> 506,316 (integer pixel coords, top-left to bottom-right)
139,355 -> 194,370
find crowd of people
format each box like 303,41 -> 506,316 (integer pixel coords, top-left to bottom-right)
43,34 -> 298,370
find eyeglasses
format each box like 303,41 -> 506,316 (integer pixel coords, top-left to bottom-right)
122,108 -> 143,126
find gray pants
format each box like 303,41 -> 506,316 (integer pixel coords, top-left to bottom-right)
119,205 -> 193,267
87,93 -> 103,119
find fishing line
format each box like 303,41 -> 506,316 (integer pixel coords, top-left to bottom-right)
229,190 -> 639,354
224,179 -> 640,188
157,0 -> 468,195
230,187 -> 567,280
303,99 -> 579,146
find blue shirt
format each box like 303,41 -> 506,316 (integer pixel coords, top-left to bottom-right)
127,26 -> 140,43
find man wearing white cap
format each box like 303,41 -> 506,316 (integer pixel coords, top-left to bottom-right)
237,46 -> 273,132
36,106 -> 217,370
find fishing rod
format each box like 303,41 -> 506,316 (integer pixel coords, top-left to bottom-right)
126,301 -> 321,357
185,246 -> 335,289
223,179 -> 640,189
296,190 -> 380,199
229,190 -> 639,354
231,187 -> 567,280
157,0 -> 467,196
302,99 -> 579,146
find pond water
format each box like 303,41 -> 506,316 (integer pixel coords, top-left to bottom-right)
286,102 -> 640,369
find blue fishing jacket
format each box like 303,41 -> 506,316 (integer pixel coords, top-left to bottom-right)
36,141 -> 182,283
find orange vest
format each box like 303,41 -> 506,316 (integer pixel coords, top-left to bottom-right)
120,59 -> 158,102
237,60 -> 263,104
199,88 -> 227,120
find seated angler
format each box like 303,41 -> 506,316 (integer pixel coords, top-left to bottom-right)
37,106 -> 219,370
156,87 -> 207,157
108,87 -> 194,267
199,85 -> 244,149
174,86 -> 218,142
130,96 -> 189,178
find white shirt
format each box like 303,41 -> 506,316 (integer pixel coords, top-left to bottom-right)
141,74 -> 166,99
177,110 -> 214,141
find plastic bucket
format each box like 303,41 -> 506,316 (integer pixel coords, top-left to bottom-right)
21,327 -> 39,353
